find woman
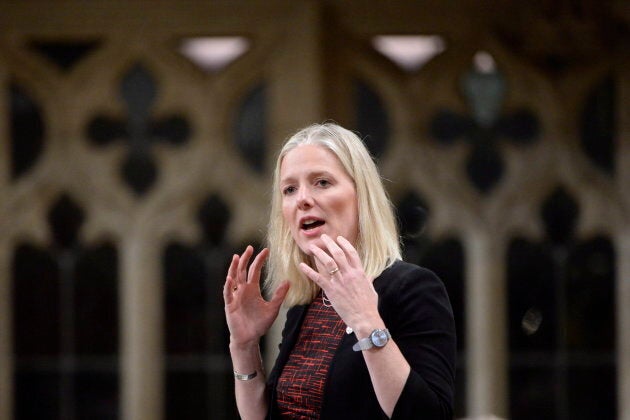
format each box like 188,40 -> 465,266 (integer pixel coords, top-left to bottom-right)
224,123 -> 455,419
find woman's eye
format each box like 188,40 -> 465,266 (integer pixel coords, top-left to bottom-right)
316,179 -> 330,187
282,186 -> 296,195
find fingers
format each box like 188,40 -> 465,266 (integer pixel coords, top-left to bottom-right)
247,248 -> 269,284
270,281 -> 290,308
299,262 -> 324,288
310,245 -> 340,277
320,234 -> 349,271
335,235 -> 361,268
224,253 -> 240,305
227,254 -> 239,283
311,234 -> 355,279
223,275 -> 236,305
236,246 -> 254,286
225,246 -> 268,304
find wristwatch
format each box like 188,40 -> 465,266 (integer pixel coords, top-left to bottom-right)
352,328 -> 391,351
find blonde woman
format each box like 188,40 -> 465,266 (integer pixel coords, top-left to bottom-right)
224,123 -> 455,419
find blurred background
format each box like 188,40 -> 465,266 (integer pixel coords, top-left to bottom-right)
0,1 -> 628,419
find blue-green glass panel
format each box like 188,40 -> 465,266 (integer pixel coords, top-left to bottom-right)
460,65 -> 506,128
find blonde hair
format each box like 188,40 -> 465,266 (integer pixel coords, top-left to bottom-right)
265,123 -> 401,306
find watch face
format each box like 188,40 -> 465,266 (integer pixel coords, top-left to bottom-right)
371,329 -> 389,347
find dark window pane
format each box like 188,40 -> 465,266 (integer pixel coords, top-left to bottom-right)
355,79 -> 389,159
566,237 -> 615,351
28,40 -> 101,71
465,134 -> 504,193
74,372 -> 119,419
13,245 -> 60,356
10,83 -> 45,179
152,115 -> 191,146
508,239 -> 556,351
398,189 -> 464,360
454,367 -> 466,418
166,371 -> 236,420
580,75 -> 615,174
510,367 -> 556,420
119,64 -> 159,195
121,152 -> 157,196
86,115 -> 127,146
165,372 -> 208,420
418,238 -> 465,353
429,110 -> 471,144
15,371 -> 61,420
567,366 -> 616,419
164,244 -> 207,354
208,371 -> 237,419
74,244 -> 119,355
47,194 -> 85,250
396,191 -> 428,238
205,246 -> 239,354
497,108 -> 540,144
541,187 -> 579,246
198,195 -> 231,246
234,84 -> 266,173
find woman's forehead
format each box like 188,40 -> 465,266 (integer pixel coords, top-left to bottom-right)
280,144 -> 344,176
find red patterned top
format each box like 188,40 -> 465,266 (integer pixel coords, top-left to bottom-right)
276,292 -> 347,419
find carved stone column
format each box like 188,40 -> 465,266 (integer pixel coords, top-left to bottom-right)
0,244 -> 12,420
120,233 -> 163,420
466,229 -> 508,418
617,68 -> 630,420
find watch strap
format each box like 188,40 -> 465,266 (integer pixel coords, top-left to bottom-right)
352,337 -> 373,351
352,328 -> 391,352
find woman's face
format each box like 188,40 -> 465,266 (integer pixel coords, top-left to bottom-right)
280,144 -> 359,255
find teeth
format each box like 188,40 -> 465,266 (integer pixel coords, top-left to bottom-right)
301,219 -> 323,229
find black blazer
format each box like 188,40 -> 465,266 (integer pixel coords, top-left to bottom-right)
265,260 -> 456,419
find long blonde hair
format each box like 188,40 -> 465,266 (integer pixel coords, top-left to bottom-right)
265,123 -> 401,306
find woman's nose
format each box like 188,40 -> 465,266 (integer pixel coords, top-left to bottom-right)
297,188 -> 313,209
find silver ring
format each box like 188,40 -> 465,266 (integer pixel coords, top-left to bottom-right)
329,267 -> 339,275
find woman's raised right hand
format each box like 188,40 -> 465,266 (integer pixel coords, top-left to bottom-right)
223,246 -> 290,348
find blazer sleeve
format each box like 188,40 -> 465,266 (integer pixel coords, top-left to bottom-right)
386,264 -> 456,420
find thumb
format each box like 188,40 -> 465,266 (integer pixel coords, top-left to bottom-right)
269,281 -> 290,308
